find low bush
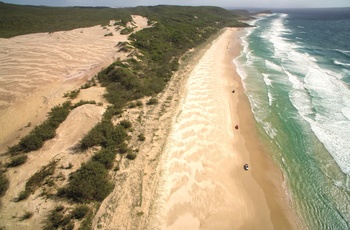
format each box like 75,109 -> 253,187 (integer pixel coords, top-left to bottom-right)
15,161 -> 57,201
71,100 -> 96,109
126,150 -> 137,160
138,133 -> 146,141
20,211 -> 33,221
146,98 -> 158,105
80,121 -> 127,149
136,101 -> 143,107
6,155 -> 28,168
42,206 -> 74,230
119,120 -> 132,129
9,102 -> 71,154
92,148 -> 116,170
64,89 -> 80,99
60,161 -> 114,203
71,205 -> 90,220
0,170 -> 9,198
118,142 -> 128,154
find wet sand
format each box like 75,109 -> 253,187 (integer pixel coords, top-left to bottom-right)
146,28 -> 299,229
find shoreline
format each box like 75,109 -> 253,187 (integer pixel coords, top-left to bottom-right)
145,28 -> 299,229
230,29 -> 301,229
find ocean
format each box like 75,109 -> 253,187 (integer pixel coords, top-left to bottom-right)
234,8 -> 350,229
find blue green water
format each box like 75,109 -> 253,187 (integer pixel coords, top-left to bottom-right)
234,8 -> 350,229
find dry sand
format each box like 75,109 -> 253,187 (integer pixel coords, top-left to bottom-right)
144,28 -> 299,229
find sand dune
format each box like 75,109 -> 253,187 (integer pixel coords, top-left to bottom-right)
0,15 -> 148,152
0,104 -> 105,229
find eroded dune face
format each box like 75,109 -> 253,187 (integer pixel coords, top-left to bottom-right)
0,15 -> 149,152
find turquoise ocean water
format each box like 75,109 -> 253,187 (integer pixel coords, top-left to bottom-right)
234,8 -> 350,229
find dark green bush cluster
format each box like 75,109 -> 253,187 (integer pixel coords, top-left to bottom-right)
80,121 -> 127,149
126,150 -> 137,160
96,6 -> 248,110
71,205 -> 90,220
6,155 -> 28,168
119,120 -> 132,129
9,102 -> 71,154
0,2 -> 133,38
0,169 -> 9,198
19,211 -> 33,221
58,160 -> 114,203
43,204 -> 90,229
138,133 -> 145,141
71,100 -> 96,110
63,89 -> 80,99
120,27 -> 134,35
146,98 -> 158,105
16,161 -> 57,201
60,121 -> 131,203
43,205 -> 75,230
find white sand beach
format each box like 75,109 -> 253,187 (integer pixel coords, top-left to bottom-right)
145,28 -> 298,229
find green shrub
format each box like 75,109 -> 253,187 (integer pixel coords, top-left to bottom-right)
80,121 -> 127,149
92,149 -> 116,169
61,161 -> 114,203
136,101 -> 143,107
15,190 -> 30,202
120,27 -> 134,35
0,171 -> 9,198
64,89 -> 80,99
118,142 -> 128,154
9,102 -> 71,154
138,133 -> 146,141
128,102 -> 136,108
71,100 -> 96,109
146,98 -> 158,105
20,211 -> 33,221
43,206 -> 67,230
16,161 -> 57,201
6,155 -> 28,168
126,150 -> 137,160
71,205 -> 90,219
119,120 -> 132,129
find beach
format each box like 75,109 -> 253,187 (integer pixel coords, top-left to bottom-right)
145,28 -> 299,229
0,19 -> 299,228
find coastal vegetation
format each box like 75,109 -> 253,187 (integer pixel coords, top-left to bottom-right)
0,2 -> 252,228
0,2 -> 132,38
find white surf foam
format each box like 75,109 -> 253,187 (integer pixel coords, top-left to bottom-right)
265,60 -> 283,73
285,70 -> 304,89
334,60 -> 350,67
254,13 -> 350,175
262,73 -> 273,86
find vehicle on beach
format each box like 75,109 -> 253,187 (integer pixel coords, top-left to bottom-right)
244,164 -> 249,171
